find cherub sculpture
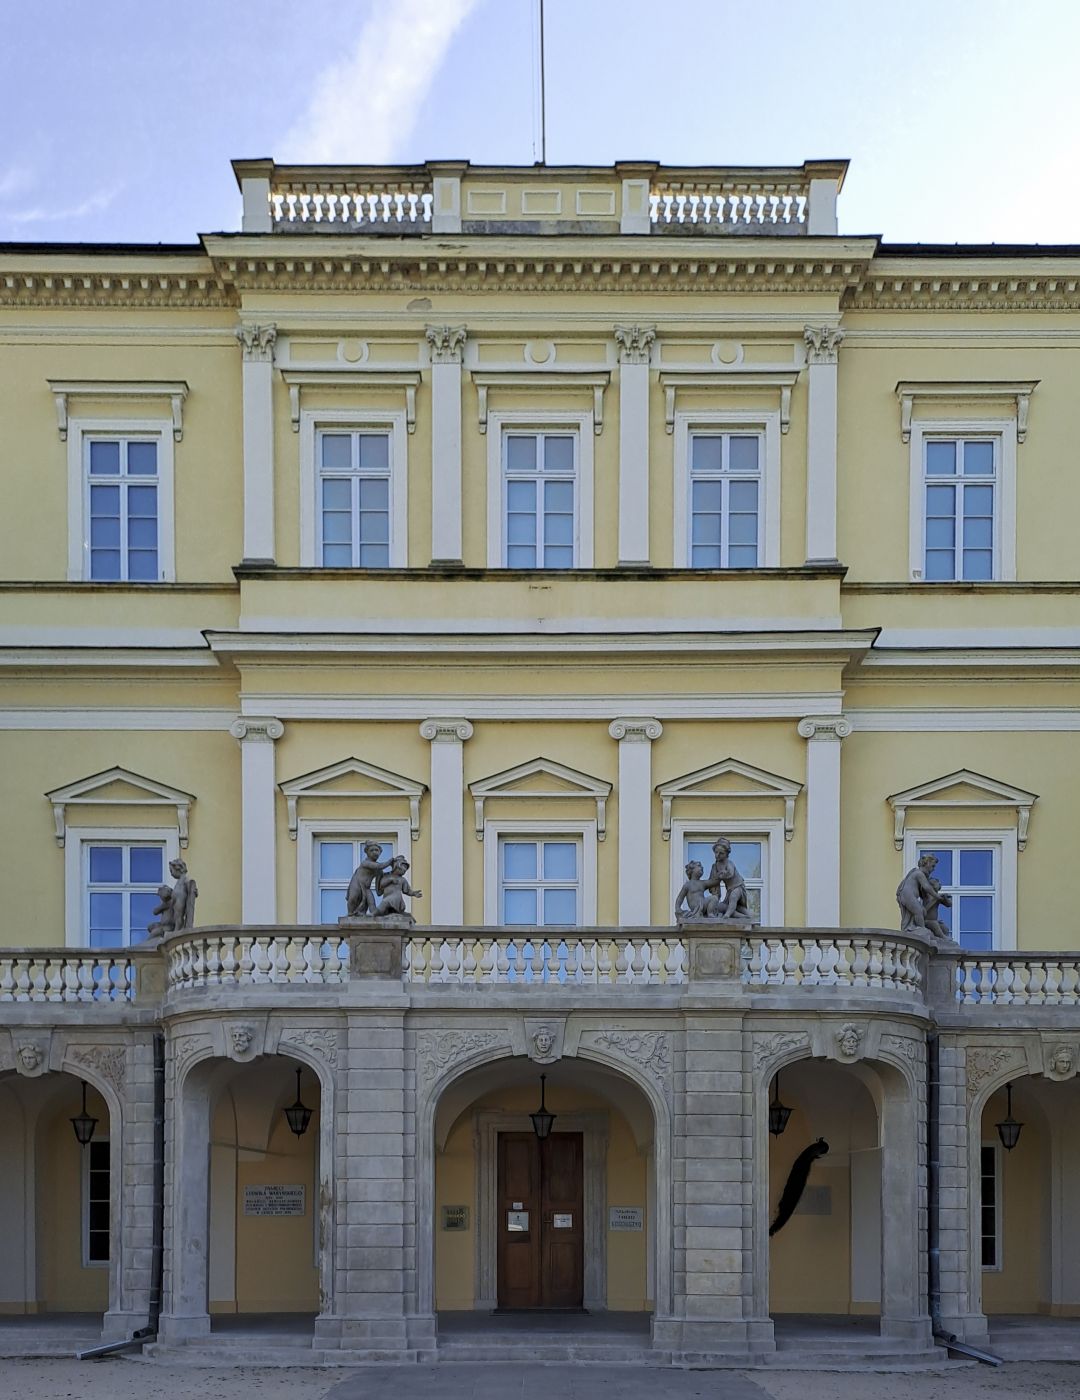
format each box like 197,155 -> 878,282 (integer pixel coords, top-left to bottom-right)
374,856 -> 423,923
674,860 -> 717,922
346,841 -> 396,917
703,837 -> 752,922
146,884 -> 177,938
897,853 -> 952,940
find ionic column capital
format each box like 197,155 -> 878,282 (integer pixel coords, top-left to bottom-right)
230,716 -> 285,743
420,717 -> 474,744
235,324 -> 277,362
797,715 -> 851,742
608,717 -> 664,743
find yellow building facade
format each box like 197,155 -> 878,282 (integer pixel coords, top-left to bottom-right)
0,157 -> 1077,1366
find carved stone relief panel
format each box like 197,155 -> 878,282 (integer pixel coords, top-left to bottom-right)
581,1029 -> 674,1101
67,1044 -> 127,1095
415,1028 -> 510,1085
279,1026 -> 340,1071
965,1045 -> 1027,1104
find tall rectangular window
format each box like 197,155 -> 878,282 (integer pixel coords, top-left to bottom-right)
84,1138 -> 110,1265
688,432 -> 761,568
980,1142 -> 1002,1269
923,438 -> 996,581
503,431 -> 577,568
916,844 -> 997,950
85,843 -> 164,947
684,837 -> 765,921
314,837 -> 394,924
317,430 -> 391,567
500,838 -> 580,927
86,438 -> 159,581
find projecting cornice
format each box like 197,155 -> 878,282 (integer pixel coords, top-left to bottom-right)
846,257 -> 1080,311
201,234 -> 878,297
0,254 -> 231,309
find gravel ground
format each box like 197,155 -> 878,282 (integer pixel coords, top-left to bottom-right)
1,1360 -> 1080,1400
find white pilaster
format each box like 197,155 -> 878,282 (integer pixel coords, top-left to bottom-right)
803,325 -> 843,563
614,326 -> 656,565
236,324 -> 277,563
230,717 -> 284,923
796,715 -> 851,925
425,326 -> 467,564
420,718 -> 474,924
609,718 -> 663,925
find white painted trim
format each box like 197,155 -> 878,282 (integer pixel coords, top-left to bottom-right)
65,417 -> 176,582
907,418 -> 1017,583
45,766 -> 195,848
656,757 -> 801,842
888,769 -> 1036,851
485,410 -> 594,568
669,818 -> 783,925
847,708 -> 1080,732
246,692 -> 843,721
873,626 -> 1080,650
295,817 -> 412,924
482,818 -> 598,927
278,755 -> 426,838
48,381 -> 188,441
64,826 -> 180,947
672,409 -> 780,568
0,709 -> 236,730
470,757 -> 611,841
901,827 -> 1017,951
298,407 -> 409,568
213,626 -> 861,651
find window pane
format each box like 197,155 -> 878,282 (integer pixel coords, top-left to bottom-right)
728,479 -> 758,512
90,516 -> 121,547
686,841 -> 714,870
963,441 -> 994,475
127,442 -> 158,475
320,888 -> 346,924
322,511 -> 353,544
958,895 -> 994,935
129,892 -> 159,933
89,441 -> 120,475
959,849 -> 993,886
727,545 -> 758,567
692,480 -> 723,513
321,477 -> 352,509
89,847 -> 123,883
506,544 -> 536,568
127,485 -> 157,516
544,480 -> 574,513
321,434 -> 352,469
690,436 -> 723,472
319,842 -> 355,880
90,484 -> 121,516
359,543 -> 390,567
506,436 -> 537,471
543,842 -> 577,880
692,546 -> 723,568
544,512 -> 573,546
964,485 -> 994,516
730,842 -> 762,879
924,550 -> 955,580
507,513 -> 535,544
926,516 -> 956,548
359,477 -> 389,511
926,441 -> 956,475
920,848 -> 952,883
358,511 -> 389,543
323,543 -> 353,567
962,551 -> 993,581
728,512 -> 758,546
129,847 -> 163,883
127,550 -> 158,581
503,843 -> 537,880
926,485 -> 956,515
506,480 -> 536,511
128,516 -> 157,548
543,888 -> 577,925
89,891 -> 123,930
543,436 -> 575,473
358,434 -> 389,471
90,550 -> 122,581
543,545 -> 573,568
962,516 -> 993,548
728,436 -> 759,472
504,888 -> 537,924
692,513 -> 722,544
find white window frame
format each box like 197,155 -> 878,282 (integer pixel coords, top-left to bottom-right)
65,826 -> 181,948
673,409 -> 780,568
669,818 -> 784,926
298,408 -> 408,568
483,819 -> 598,926
82,1134 -> 111,1268
907,419 -> 1016,582
980,1139 -> 1004,1273
487,410 -> 594,568
66,418 -> 175,582
295,817 -> 412,923
901,828 -> 1016,951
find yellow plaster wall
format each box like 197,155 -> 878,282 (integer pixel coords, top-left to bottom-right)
434,1081 -> 648,1311
981,1083 -> 1048,1314
38,1085 -> 110,1311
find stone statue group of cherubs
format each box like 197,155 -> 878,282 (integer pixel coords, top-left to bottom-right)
674,837 -> 753,925
896,851 -> 955,943
344,841 -> 423,925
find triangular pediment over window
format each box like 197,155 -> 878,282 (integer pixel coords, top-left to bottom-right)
278,757 -> 427,840
656,758 -> 802,841
44,767 -> 196,848
886,769 -> 1038,850
469,758 -> 612,840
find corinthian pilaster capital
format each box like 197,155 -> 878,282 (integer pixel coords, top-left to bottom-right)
235,324 -> 278,362
803,324 -> 844,366
608,717 -> 664,743
425,325 -> 467,364
419,717 -> 474,743
230,716 -> 285,743
614,324 -> 656,365
797,715 -> 852,742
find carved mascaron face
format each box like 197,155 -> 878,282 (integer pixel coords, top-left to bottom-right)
230,1026 -> 253,1055
533,1028 -> 555,1056
1051,1047 -> 1074,1076
18,1044 -> 43,1071
837,1026 -> 861,1057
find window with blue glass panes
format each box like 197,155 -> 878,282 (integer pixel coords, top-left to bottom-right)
84,843 -> 165,946
916,844 -> 997,950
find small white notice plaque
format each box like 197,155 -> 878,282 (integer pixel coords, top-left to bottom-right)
553,1212 -> 573,1229
609,1206 -> 643,1231
243,1184 -> 305,1217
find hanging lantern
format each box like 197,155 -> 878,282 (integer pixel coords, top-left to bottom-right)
530,1073 -> 555,1141
70,1080 -> 98,1147
768,1069 -> 793,1137
283,1066 -> 313,1139
996,1082 -> 1024,1152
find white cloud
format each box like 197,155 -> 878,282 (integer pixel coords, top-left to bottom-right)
280,0 -> 480,164
3,186 -> 121,229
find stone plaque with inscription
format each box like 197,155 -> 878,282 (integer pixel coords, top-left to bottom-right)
609,1206 -> 644,1231
243,1184 -> 306,1217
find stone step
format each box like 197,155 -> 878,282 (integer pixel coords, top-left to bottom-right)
437,1342 -> 669,1364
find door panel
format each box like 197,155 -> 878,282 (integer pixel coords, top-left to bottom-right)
497,1131 -> 583,1310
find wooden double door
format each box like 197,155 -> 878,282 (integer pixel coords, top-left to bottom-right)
497,1131 -> 584,1310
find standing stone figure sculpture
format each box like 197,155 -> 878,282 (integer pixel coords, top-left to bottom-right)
148,858 -> 198,936
674,837 -> 753,924
896,852 -> 952,940
346,841 -> 396,918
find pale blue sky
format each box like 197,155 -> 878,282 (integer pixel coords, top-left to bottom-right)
1,0 -> 1078,245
